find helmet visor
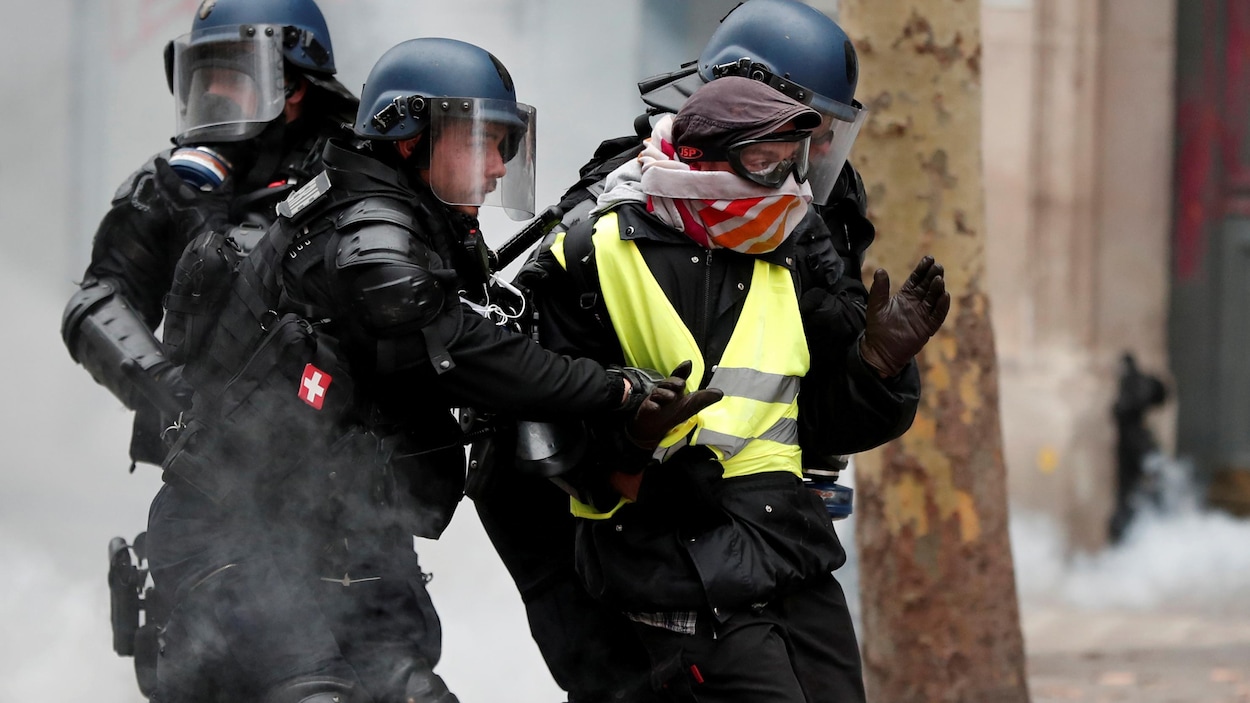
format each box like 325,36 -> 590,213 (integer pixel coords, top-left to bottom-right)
805,97 -> 868,205
171,27 -> 286,144
424,98 -> 537,221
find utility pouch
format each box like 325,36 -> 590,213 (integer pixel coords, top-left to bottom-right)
107,536 -> 142,657
462,408 -> 499,502
163,228 -> 243,367
382,416 -> 467,540
129,401 -> 170,468
163,312 -> 355,505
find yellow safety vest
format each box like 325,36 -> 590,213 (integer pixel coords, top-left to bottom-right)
556,212 -> 810,519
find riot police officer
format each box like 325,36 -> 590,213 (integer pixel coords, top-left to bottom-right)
61,0 -> 357,467
59,0 -> 358,698
146,36 -> 719,703
470,2 -> 921,700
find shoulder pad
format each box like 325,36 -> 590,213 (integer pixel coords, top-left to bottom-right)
276,171 -> 332,221
831,161 -> 868,217
335,221 -> 427,270
111,151 -> 171,204
111,169 -> 147,204
334,196 -> 416,232
558,216 -> 601,285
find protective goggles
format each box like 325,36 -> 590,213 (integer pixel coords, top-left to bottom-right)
710,58 -> 867,203
677,130 -> 812,188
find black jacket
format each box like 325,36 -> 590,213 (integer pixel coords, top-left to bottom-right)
526,204 -> 920,461
63,102 -> 358,466
164,139 -> 637,541
79,109 -> 355,331
524,203 -> 921,613
279,141 -> 628,424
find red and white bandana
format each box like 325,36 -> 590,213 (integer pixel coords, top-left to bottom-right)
614,115 -> 812,254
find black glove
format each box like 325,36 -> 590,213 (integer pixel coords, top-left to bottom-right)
151,362 -> 193,412
126,360 -> 193,417
859,256 -> 951,378
152,157 -> 232,238
621,361 -> 724,450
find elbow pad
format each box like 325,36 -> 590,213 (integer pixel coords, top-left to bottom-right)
336,222 -> 446,335
62,280 -> 169,410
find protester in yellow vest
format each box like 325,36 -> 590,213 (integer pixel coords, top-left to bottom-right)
520,76 -> 950,703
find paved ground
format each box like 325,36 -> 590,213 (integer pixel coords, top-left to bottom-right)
1024,607 -> 1250,702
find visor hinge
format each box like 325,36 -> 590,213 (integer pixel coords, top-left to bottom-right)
283,26 -> 331,67
712,58 -> 764,80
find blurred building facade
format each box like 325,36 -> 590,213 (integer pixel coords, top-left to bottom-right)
981,0 -> 1188,550
1169,1 -> 1250,519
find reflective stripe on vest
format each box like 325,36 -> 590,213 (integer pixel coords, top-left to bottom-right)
588,211 -> 809,480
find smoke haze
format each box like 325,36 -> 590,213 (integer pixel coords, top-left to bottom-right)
5,1 -> 1249,700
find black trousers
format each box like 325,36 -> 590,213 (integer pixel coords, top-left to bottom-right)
474,467 -> 659,703
146,480 -> 444,702
631,575 -> 866,703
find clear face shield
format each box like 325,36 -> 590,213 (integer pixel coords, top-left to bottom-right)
805,95 -> 868,205
422,98 -> 537,221
169,26 -> 287,144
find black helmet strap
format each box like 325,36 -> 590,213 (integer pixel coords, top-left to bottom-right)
710,58 -> 815,106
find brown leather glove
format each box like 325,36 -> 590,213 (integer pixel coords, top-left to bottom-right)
624,361 -> 724,450
859,256 -> 951,378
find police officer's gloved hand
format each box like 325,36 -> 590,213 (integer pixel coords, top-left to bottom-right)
151,157 -> 233,238
121,358 -> 193,417
153,362 -> 193,405
620,361 -> 724,450
859,256 -> 951,378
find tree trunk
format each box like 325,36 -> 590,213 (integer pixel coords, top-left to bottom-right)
837,2 -> 1031,701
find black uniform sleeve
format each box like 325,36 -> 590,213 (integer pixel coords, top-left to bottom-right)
797,283 -> 920,456
77,159 -> 182,328
516,235 -> 625,365
817,161 -> 875,282
425,304 -> 626,416
324,223 -> 626,419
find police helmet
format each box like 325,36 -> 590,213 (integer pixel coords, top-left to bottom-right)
174,0 -> 337,80
355,38 -> 538,219
698,0 -> 857,115
165,0 -> 342,144
639,0 -> 866,204
354,38 -> 526,141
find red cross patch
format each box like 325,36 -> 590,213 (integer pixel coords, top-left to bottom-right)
298,364 -> 332,410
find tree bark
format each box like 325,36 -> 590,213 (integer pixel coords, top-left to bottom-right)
837,2 -> 1031,701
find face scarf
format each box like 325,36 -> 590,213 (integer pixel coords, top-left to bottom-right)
635,115 -> 812,254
